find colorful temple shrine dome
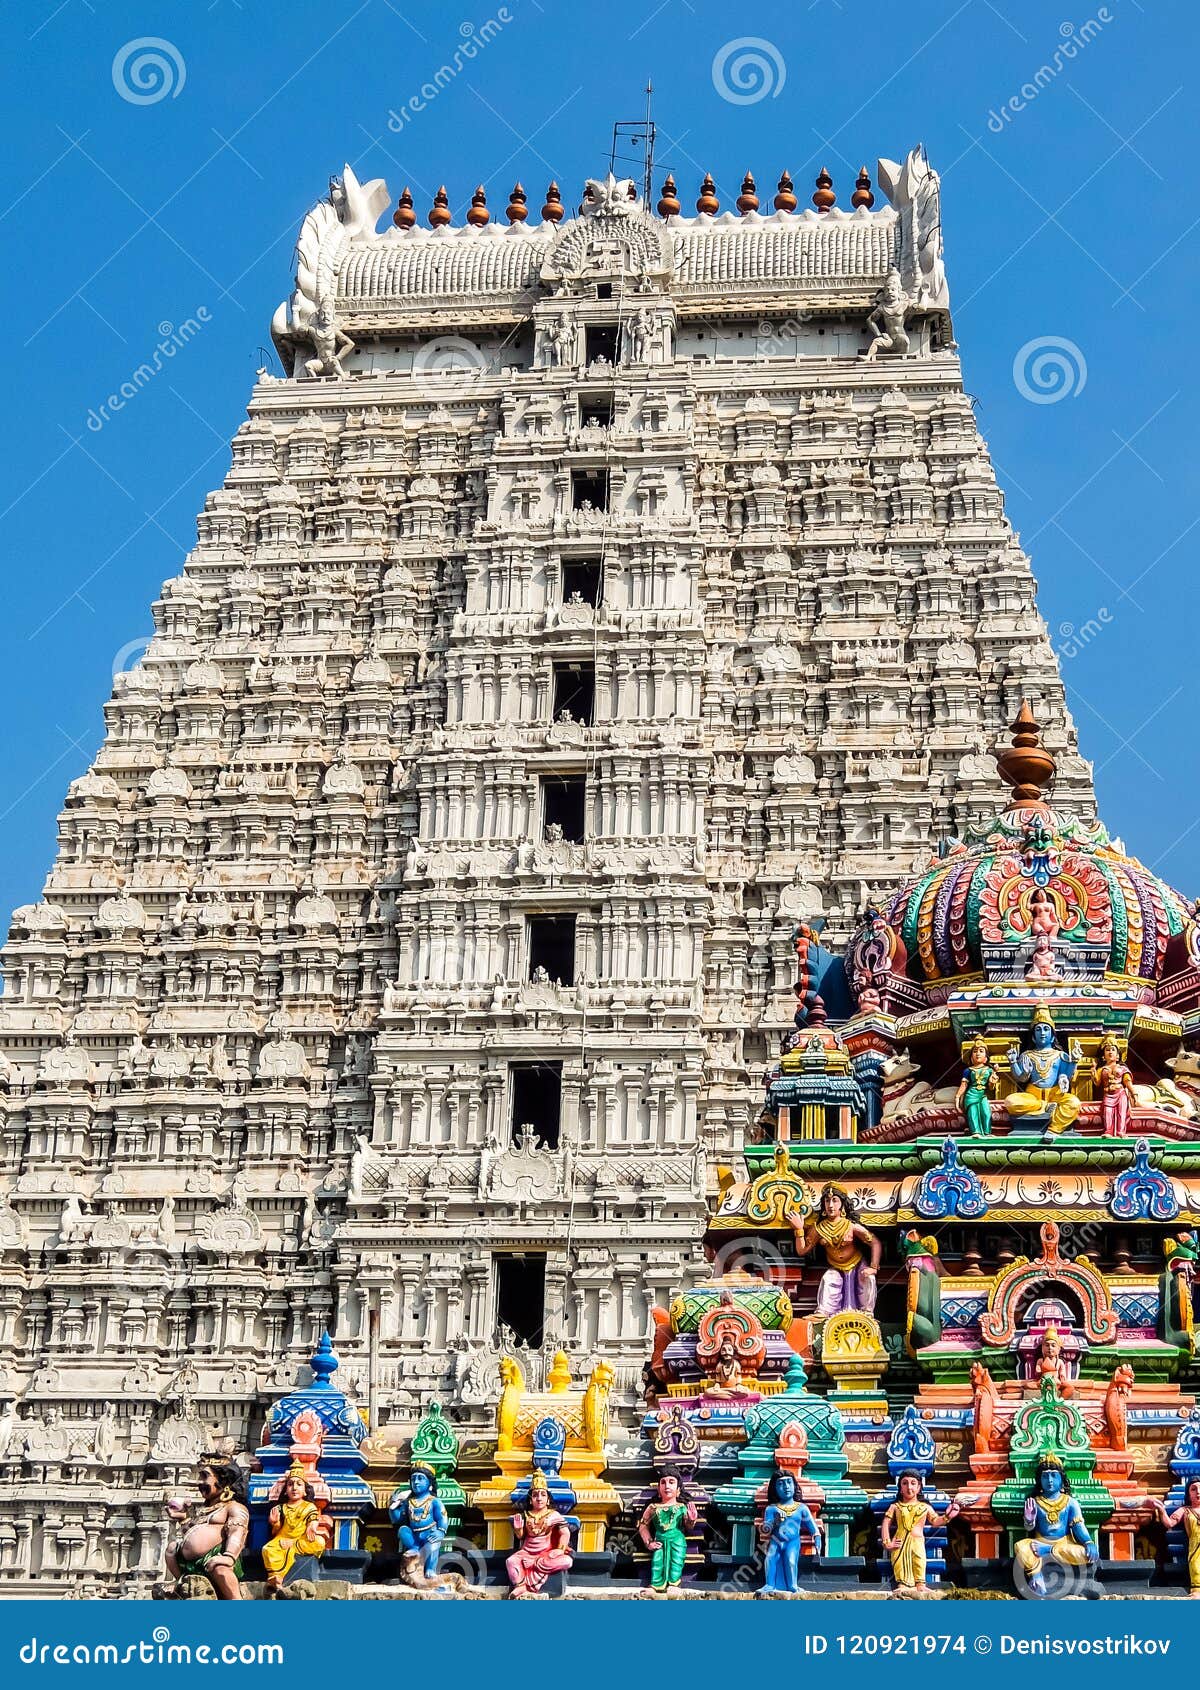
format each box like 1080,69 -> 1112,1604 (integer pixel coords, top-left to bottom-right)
851,705 -> 1197,1001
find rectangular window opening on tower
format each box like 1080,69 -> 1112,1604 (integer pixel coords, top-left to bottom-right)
585,324 -> 618,364
527,914 -> 576,985
579,397 -> 614,430
541,774 -> 586,841
561,558 -> 602,605
509,1061 -> 563,1148
552,662 -> 594,724
494,1253 -> 546,1347
571,470 -> 609,512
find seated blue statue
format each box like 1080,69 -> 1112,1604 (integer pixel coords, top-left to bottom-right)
388,1463 -> 447,1583
762,1470 -> 823,1592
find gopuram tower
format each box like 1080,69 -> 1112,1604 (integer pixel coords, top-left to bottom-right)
0,150 -> 1095,1590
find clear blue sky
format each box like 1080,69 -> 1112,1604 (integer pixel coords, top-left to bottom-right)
3,0 -> 1197,921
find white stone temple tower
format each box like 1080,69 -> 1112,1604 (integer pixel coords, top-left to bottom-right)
0,149 -> 1093,1589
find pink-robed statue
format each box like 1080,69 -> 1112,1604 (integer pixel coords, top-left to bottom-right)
1095,1036 -> 1136,1138
506,1471 -> 574,1598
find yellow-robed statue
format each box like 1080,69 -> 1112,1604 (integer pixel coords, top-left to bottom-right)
880,1471 -> 961,1591
262,1461 -> 333,1591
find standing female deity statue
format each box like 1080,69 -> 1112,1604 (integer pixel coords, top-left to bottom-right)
638,1473 -> 697,1593
880,1470 -> 960,1592
955,1039 -> 996,1137
1146,1479 -> 1200,1597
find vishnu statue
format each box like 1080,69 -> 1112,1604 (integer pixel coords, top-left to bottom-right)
638,1473 -> 698,1593
506,1470 -> 574,1598
762,1470 -> 823,1593
388,1462 -> 448,1584
262,1461 -> 332,1592
955,1039 -> 997,1137
788,1183 -> 881,1315
1004,1004 -> 1082,1137
880,1470 -> 960,1592
1147,1479 -> 1200,1597
1013,1455 -> 1099,1597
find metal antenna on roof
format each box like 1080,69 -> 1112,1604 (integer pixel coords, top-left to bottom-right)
609,80 -> 656,205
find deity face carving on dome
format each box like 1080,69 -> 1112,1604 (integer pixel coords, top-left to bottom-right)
658,1474 -> 680,1503
1032,1021 -> 1055,1051
821,1188 -> 844,1219
410,1468 -> 433,1498
773,1472 -> 796,1504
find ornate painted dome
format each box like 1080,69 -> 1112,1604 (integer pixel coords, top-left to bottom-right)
856,705 -> 1197,992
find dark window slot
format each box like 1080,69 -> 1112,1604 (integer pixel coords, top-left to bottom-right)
585,324 -> 618,363
527,914 -> 576,984
510,1061 -> 563,1148
579,397 -> 613,429
553,663 -> 594,724
572,470 -> 609,511
561,559 -> 602,604
542,774 -> 586,841
494,1253 -> 546,1346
